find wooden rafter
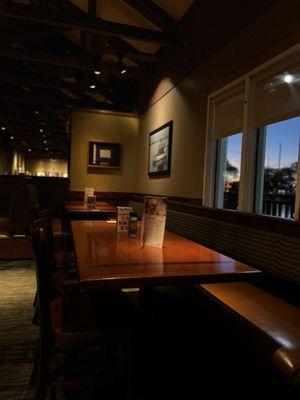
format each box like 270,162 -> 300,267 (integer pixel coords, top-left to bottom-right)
0,48 -> 142,78
0,2 -> 173,45
123,0 -> 177,35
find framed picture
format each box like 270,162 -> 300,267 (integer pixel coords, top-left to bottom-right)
148,121 -> 173,177
88,141 -> 121,169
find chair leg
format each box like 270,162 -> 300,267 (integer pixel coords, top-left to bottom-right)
29,345 -> 40,386
34,335 -> 52,400
32,305 -> 39,325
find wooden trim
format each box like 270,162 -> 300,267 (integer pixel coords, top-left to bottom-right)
130,193 -> 300,238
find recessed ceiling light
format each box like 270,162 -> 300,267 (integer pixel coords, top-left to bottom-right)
45,147 -> 49,151
39,128 -> 44,133
10,136 -> 14,140
94,70 -> 101,75
43,140 -> 47,144
89,84 -> 96,89
34,110 -> 39,115
121,68 -> 127,74
1,126 -> 6,131
284,74 -> 294,83
28,148 -> 32,152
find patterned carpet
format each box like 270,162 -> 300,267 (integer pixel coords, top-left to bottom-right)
0,260 -> 37,400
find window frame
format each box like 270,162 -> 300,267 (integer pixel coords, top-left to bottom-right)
203,43 -> 300,221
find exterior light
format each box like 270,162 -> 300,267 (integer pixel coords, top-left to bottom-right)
284,74 -> 294,83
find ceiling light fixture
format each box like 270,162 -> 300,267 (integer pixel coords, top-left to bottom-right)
117,56 -> 127,75
39,128 -> 44,133
28,148 -> 32,152
43,140 -> 47,144
284,74 -> 294,83
1,126 -> 6,131
94,70 -> 101,75
10,136 -> 14,140
89,84 -> 96,89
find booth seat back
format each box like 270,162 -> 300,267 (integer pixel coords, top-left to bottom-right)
129,201 -> 300,286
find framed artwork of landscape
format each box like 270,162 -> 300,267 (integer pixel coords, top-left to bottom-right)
148,121 -> 173,178
88,141 -> 121,169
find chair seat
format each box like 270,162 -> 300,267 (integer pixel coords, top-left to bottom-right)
51,291 -> 134,347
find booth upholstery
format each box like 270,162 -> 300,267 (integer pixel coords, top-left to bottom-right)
129,201 -> 300,286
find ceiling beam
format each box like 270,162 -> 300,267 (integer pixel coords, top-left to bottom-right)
0,2 -> 173,45
0,69 -> 129,105
123,0 -> 177,34
0,94 -> 134,112
105,44 -> 159,63
0,48 -> 142,78
88,0 -> 97,17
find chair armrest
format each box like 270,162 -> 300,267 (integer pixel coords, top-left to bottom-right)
273,347 -> 300,393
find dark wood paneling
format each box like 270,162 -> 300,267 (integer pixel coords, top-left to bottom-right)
66,190 -> 130,206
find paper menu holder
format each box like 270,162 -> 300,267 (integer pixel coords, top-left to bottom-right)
87,195 -> 96,209
84,188 -> 94,205
141,196 -> 167,248
116,206 -> 132,232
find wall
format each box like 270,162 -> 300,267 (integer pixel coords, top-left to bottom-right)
136,0 -> 300,200
26,157 -> 68,177
70,109 -> 138,192
136,78 -> 207,198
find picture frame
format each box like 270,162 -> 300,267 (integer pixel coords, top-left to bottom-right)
88,141 -> 121,169
148,121 -> 173,177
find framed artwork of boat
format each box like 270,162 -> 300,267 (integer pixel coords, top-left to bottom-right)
148,121 -> 173,177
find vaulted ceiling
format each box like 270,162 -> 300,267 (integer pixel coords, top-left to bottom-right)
0,0 -> 193,158
0,0 -> 281,159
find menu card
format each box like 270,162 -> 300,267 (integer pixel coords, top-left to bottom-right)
84,187 -> 94,205
141,196 -> 167,248
116,206 -> 132,232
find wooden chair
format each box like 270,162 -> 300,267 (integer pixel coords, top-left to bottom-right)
30,219 -> 134,399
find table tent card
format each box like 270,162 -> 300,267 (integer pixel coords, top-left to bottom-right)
87,195 -> 96,209
141,196 -> 167,248
116,206 -> 132,232
84,187 -> 94,205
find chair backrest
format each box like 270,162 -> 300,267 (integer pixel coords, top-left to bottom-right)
26,183 -> 41,220
32,219 -> 54,337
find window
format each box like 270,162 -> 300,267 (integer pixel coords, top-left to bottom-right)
215,133 -> 243,210
204,49 -> 300,220
255,117 -> 299,218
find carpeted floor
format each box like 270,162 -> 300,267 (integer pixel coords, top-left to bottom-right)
0,260 -> 37,400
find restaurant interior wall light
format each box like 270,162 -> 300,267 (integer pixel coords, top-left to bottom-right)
284,74 -> 294,83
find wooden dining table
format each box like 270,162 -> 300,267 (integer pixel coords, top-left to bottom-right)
71,221 -> 262,291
